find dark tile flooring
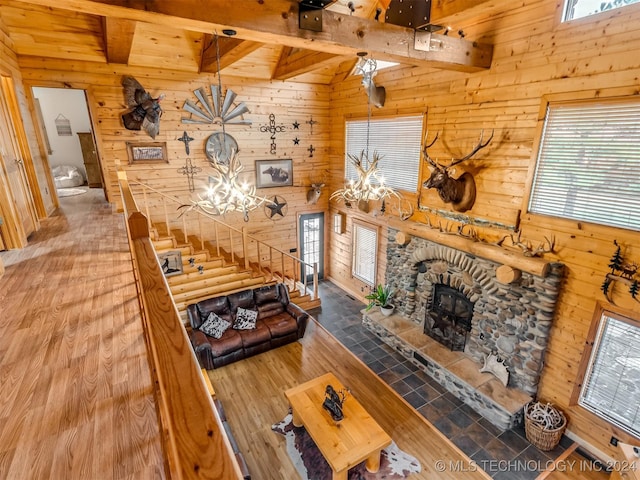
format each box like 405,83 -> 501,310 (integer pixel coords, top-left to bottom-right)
308,280 -> 574,480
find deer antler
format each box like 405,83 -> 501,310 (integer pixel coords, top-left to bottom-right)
422,132 -> 442,169
449,129 -> 495,168
509,231 -> 555,257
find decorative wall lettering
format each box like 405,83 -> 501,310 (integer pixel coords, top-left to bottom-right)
260,113 -> 286,155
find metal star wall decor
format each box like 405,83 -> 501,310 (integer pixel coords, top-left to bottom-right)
293,137 -> 300,145
293,121 -> 300,129
265,195 -> 288,219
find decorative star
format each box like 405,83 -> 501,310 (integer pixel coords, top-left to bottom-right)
293,137 -> 300,145
266,195 -> 287,218
292,121 -> 300,129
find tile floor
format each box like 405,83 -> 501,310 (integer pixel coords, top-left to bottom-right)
308,280 -> 574,480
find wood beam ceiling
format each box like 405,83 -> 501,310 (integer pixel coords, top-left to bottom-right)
200,35 -> 263,73
273,47 -> 346,80
11,0 -> 493,72
102,17 -> 135,64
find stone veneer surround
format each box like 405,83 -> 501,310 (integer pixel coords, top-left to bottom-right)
384,228 -> 564,396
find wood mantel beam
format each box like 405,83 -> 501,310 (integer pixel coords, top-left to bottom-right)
273,48 -> 344,80
200,35 -> 263,73
102,17 -> 136,64
12,0 -> 493,72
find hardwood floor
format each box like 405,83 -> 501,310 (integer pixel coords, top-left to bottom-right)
207,316 -> 492,480
0,190 -> 165,480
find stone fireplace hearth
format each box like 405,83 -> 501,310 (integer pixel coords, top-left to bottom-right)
363,228 -> 564,430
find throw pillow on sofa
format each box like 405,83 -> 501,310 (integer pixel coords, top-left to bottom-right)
233,307 -> 258,330
200,311 -> 231,339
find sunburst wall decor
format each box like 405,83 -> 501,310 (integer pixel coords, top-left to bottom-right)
181,85 -> 251,125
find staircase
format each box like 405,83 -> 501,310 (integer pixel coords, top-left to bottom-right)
152,224 -> 321,323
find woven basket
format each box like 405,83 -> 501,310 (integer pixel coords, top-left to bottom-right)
524,403 -> 567,451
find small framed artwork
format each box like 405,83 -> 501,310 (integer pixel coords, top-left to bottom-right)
158,250 -> 183,277
127,142 -> 169,164
255,159 -> 293,188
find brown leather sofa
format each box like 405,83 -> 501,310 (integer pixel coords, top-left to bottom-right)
187,283 -> 309,370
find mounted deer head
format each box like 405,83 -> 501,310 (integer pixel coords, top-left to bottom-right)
422,129 -> 494,212
355,56 -> 385,108
306,171 -> 328,204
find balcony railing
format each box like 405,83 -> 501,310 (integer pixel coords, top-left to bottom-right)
118,170 -> 243,479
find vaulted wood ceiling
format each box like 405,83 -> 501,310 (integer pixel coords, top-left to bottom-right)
0,0 -> 499,84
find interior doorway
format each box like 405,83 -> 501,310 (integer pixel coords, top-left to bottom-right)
299,213 -> 324,283
32,87 -> 104,200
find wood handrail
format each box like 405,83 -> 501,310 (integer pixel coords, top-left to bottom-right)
118,172 -> 242,480
128,178 -> 318,298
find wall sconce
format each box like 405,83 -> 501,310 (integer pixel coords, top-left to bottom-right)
333,212 -> 345,234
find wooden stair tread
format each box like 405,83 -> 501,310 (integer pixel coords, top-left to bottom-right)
174,280 -> 278,312
167,265 -> 242,285
172,276 -> 267,304
169,272 -> 255,295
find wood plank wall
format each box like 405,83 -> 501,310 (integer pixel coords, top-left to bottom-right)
327,0 -> 640,459
17,59 -> 331,260
7,0 -> 640,462
0,16 -> 54,217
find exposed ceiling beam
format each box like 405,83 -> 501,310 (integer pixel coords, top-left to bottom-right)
273,48 -> 343,80
430,0 -> 509,24
102,16 -> 135,64
11,0 -> 493,72
200,35 -> 263,73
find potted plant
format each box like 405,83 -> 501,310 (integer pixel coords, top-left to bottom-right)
365,284 -> 396,316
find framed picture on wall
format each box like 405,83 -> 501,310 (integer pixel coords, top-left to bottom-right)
157,250 -> 183,277
255,159 -> 293,188
127,141 -> 168,164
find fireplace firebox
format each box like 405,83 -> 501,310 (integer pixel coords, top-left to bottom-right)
424,283 -> 474,351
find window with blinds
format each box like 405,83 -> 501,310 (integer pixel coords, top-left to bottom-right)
529,100 -> 640,231
345,115 -> 423,193
579,311 -> 640,437
352,222 -> 378,286
563,0 -> 640,21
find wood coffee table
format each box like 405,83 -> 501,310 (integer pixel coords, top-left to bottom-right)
284,372 -> 392,480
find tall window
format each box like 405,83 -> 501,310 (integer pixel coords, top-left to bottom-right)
563,0 -> 640,21
345,115 -> 423,193
352,222 -> 378,286
528,99 -> 640,231
578,308 -> 640,437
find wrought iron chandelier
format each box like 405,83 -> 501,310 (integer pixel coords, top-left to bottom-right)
193,32 -> 270,221
330,53 -> 398,210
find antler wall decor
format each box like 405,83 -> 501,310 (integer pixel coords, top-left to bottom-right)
422,129 -> 494,212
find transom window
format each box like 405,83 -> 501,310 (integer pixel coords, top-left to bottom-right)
577,307 -> 640,437
345,115 -> 423,193
528,99 -> 640,231
563,0 -> 640,21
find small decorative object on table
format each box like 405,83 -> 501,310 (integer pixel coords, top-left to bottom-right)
524,401 -> 567,451
322,384 -> 349,422
365,284 -> 396,316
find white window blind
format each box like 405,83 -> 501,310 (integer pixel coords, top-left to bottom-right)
345,116 -> 423,193
579,312 -> 640,437
563,0 -> 640,21
529,100 -> 640,231
352,223 -> 377,286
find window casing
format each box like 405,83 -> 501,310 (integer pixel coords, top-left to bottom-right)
345,115 -> 423,193
352,222 -> 378,286
528,99 -> 640,232
577,308 -> 640,437
563,0 -> 640,21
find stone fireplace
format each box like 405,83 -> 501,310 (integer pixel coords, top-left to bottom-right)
363,227 -> 564,429
386,228 -> 564,396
